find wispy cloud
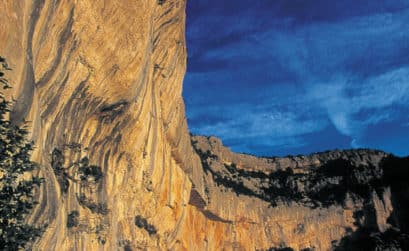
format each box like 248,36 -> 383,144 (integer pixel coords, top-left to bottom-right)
184,0 -> 409,156
188,97 -> 329,154
307,67 -> 409,146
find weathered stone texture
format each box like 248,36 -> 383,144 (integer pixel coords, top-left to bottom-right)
1,1 -> 408,250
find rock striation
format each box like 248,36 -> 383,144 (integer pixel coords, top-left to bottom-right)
0,1 -> 408,250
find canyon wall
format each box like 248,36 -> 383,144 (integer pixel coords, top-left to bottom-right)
0,1 -> 408,250
1,1 -> 205,249
191,136 -> 409,250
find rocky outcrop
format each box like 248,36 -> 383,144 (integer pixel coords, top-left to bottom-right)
191,135 -> 409,250
1,1 -> 408,250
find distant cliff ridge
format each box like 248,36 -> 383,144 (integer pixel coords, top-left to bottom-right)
1,1 -> 408,250
191,135 -> 409,250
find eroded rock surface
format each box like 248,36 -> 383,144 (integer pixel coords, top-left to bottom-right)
0,1 -> 408,250
191,136 -> 409,250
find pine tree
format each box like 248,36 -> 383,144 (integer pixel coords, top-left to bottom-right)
0,57 -> 43,250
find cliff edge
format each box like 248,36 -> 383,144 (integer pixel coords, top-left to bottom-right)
0,1 -> 408,250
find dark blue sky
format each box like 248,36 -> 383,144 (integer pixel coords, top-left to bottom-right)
183,0 -> 409,157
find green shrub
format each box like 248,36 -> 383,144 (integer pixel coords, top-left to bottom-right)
0,57 -> 44,249
77,193 -> 109,215
134,215 -> 157,235
78,157 -> 103,182
67,211 -> 79,228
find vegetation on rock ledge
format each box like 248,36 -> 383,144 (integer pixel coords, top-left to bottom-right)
0,57 -> 44,249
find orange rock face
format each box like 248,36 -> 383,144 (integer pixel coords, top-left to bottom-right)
1,1 -> 408,251
1,1 -> 200,249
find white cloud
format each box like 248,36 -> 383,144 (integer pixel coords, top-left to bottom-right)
189,101 -> 328,150
307,67 -> 409,146
185,6 -> 409,154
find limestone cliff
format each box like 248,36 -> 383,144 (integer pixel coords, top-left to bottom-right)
191,136 -> 409,250
1,1 -> 202,250
0,1 -> 408,250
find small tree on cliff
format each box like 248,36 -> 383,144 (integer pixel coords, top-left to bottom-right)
0,57 -> 43,249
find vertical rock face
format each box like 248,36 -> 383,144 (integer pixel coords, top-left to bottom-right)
1,1 -> 409,251
1,0 -> 202,250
